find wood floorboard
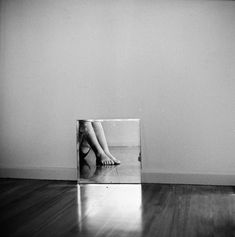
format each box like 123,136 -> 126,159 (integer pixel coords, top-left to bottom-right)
0,179 -> 235,237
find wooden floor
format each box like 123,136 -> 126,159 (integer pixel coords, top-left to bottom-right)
0,179 -> 235,237
79,147 -> 141,184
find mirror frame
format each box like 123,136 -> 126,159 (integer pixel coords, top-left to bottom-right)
76,118 -> 142,184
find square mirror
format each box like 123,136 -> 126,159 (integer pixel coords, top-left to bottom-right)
76,119 -> 141,184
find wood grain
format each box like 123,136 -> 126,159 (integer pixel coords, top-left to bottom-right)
0,179 -> 234,237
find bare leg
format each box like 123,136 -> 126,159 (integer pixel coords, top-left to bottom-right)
92,121 -> 121,164
78,125 -> 91,156
79,121 -> 114,165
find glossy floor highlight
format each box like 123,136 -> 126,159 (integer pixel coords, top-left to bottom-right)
0,179 -> 235,237
78,184 -> 142,236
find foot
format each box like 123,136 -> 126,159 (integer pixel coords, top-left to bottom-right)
96,152 -> 115,166
105,151 -> 121,165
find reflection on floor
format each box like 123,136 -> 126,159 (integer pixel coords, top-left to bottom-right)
78,184 -> 142,236
79,184 -> 235,237
79,146 -> 141,183
1,179 -> 235,237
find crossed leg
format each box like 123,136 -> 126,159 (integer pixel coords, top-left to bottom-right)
92,121 -> 121,165
79,121 -> 115,165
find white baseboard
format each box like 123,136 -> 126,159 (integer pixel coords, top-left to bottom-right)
0,167 -> 77,180
142,171 -> 235,186
1,167 -> 234,185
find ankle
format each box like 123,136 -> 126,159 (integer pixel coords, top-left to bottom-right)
96,151 -> 105,158
103,149 -> 111,155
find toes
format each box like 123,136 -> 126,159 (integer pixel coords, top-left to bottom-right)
111,158 -> 120,165
109,160 -> 114,165
100,158 -> 115,166
103,160 -> 109,165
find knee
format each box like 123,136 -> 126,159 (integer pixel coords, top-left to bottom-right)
79,121 -> 92,133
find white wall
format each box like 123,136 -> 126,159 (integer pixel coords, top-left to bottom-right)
102,120 -> 140,147
77,119 -> 140,146
0,0 -> 235,183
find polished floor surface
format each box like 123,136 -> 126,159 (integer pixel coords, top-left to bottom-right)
0,179 -> 235,237
79,146 -> 141,184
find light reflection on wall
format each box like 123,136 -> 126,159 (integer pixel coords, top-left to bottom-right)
78,184 -> 142,233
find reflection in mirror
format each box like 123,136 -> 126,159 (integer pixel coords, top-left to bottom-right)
77,119 -> 141,183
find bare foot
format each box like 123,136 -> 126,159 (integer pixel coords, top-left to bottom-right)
96,152 -> 115,166
105,152 -> 121,165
